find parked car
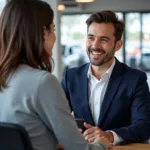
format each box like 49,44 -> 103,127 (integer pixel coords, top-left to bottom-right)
61,43 -> 89,73
125,45 -> 141,69
126,44 -> 150,70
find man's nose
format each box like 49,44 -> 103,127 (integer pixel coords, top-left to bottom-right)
92,39 -> 100,49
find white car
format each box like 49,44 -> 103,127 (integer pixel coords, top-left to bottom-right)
62,44 -> 89,73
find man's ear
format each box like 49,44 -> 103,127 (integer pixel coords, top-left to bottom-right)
115,40 -> 123,51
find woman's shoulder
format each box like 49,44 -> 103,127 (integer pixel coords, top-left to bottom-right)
18,64 -> 55,79
14,64 -> 58,87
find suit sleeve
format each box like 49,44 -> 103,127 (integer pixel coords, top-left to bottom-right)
113,72 -> 150,143
35,73 -> 107,150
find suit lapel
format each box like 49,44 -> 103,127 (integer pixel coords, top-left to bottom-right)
78,64 -> 95,125
98,59 -> 124,126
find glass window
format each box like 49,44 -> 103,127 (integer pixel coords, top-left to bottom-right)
61,14 -> 90,73
61,14 -> 89,45
125,13 -> 141,69
140,13 -> 150,71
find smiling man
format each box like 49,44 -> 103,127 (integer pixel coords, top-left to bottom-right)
61,11 -> 150,145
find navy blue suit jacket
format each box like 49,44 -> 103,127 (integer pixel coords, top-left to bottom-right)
61,59 -> 150,143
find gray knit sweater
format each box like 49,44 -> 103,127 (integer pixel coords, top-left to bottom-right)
0,64 -> 107,150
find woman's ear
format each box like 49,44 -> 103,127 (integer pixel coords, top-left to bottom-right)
115,40 -> 123,51
43,26 -> 47,42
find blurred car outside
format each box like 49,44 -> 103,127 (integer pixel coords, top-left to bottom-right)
139,45 -> 150,70
61,43 -> 89,74
126,43 -> 150,71
125,44 -> 141,69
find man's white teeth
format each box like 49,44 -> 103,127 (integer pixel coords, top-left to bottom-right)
92,51 -> 103,55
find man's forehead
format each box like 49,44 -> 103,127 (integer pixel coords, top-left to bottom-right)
87,23 -> 115,38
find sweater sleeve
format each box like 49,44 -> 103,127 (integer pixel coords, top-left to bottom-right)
35,72 -> 107,150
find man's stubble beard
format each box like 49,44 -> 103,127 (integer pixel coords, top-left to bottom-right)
87,46 -> 116,67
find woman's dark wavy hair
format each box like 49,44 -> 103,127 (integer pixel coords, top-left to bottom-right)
86,10 -> 125,42
0,0 -> 54,90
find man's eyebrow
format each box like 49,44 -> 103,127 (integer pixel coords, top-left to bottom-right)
99,36 -> 110,40
87,34 -> 94,36
87,34 -> 110,40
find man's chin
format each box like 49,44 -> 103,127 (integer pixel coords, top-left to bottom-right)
90,60 -> 103,66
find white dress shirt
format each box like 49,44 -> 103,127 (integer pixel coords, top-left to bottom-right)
87,59 -> 123,145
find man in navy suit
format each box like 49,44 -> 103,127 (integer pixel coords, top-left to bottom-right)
61,11 -> 150,145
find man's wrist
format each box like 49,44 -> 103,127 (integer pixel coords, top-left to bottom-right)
105,131 -> 114,143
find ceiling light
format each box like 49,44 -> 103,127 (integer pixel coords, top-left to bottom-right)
58,4 -> 65,11
76,0 -> 95,3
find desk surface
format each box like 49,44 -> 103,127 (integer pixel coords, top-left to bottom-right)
112,143 -> 150,150
58,143 -> 150,150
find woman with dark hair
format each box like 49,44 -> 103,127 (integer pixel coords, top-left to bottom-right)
0,0 -> 111,150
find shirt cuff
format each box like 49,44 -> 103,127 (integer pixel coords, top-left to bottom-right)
107,130 -> 123,145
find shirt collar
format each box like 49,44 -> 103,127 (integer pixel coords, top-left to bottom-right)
87,59 -> 116,79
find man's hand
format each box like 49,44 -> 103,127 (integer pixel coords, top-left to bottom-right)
94,136 -> 112,149
83,123 -> 114,143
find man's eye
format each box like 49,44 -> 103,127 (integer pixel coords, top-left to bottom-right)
88,36 -> 93,39
101,39 -> 108,42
